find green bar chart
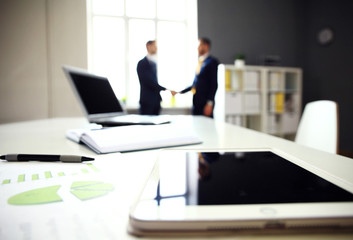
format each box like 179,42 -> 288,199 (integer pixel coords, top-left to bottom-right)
1,163 -> 100,185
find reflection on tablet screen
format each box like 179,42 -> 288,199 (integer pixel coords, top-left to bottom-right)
155,151 -> 353,207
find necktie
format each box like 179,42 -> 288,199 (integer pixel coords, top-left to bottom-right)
196,59 -> 203,75
192,59 -> 204,94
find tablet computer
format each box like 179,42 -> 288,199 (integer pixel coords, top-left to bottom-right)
128,149 -> 353,236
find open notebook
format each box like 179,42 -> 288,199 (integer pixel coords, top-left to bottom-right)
66,124 -> 202,153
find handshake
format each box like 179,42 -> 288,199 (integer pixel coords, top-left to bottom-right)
169,90 -> 179,97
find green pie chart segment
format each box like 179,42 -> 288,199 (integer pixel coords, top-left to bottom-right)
7,181 -> 114,205
8,185 -> 62,205
70,181 -> 114,201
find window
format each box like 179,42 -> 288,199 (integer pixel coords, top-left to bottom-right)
88,0 -> 198,108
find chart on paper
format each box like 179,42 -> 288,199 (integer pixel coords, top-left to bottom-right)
8,181 -> 114,205
0,161 -> 117,206
1,163 -> 100,185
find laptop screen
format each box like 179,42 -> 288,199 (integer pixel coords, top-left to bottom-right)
68,71 -> 124,115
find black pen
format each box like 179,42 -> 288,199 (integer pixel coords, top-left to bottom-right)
0,154 -> 94,163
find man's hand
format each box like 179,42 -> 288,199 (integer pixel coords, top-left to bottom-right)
203,103 -> 213,116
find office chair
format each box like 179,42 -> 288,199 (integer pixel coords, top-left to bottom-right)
295,100 -> 338,154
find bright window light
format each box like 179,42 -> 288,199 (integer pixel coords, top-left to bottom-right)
92,17 -> 125,98
126,0 -> 156,18
89,0 -> 197,108
159,152 -> 187,197
92,0 -> 124,16
157,21 -> 190,106
157,0 -> 186,21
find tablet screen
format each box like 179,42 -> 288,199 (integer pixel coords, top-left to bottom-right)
153,151 -> 353,206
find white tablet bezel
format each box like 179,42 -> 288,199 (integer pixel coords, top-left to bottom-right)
129,148 -> 353,235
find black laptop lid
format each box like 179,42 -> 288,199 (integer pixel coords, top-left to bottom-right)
65,67 -> 124,115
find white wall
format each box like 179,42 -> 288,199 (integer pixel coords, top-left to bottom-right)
0,0 -> 87,124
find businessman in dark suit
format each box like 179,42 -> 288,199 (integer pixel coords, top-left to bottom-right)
180,38 -> 219,118
137,40 -> 175,115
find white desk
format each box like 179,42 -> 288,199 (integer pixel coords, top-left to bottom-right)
0,116 -> 352,239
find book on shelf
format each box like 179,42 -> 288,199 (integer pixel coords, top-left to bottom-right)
267,114 -> 281,134
269,93 -> 284,113
66,124 -> 202,154
285,93 -> 300,112
225,70 -> 232,91
225,92 -> 243,114
244,71 -> 260,90
244,93 -> 261,114
225,69 -> 240,91
269,72 -> 281,91
282,112 -> 300,134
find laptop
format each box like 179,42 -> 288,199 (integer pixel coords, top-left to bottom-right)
62,65 -> 171,126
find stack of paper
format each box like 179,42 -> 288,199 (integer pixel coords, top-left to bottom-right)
244,71 -> 260,91
225,92 -> 242,114
66,124 -> 202,153
244,93 -> 261,114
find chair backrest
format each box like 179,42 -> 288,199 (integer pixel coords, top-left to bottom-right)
295,100 -> 338,154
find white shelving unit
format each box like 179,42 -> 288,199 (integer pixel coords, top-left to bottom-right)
215,64 -> 302,139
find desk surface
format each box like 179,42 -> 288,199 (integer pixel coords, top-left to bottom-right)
0,116 -> 352,239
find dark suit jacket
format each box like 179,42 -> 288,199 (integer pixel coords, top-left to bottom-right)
181,55 -> 219,115
137,57 -> 166,114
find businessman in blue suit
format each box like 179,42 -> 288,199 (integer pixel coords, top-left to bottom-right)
137,40 -> 175,115
180,38 -> 219,118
